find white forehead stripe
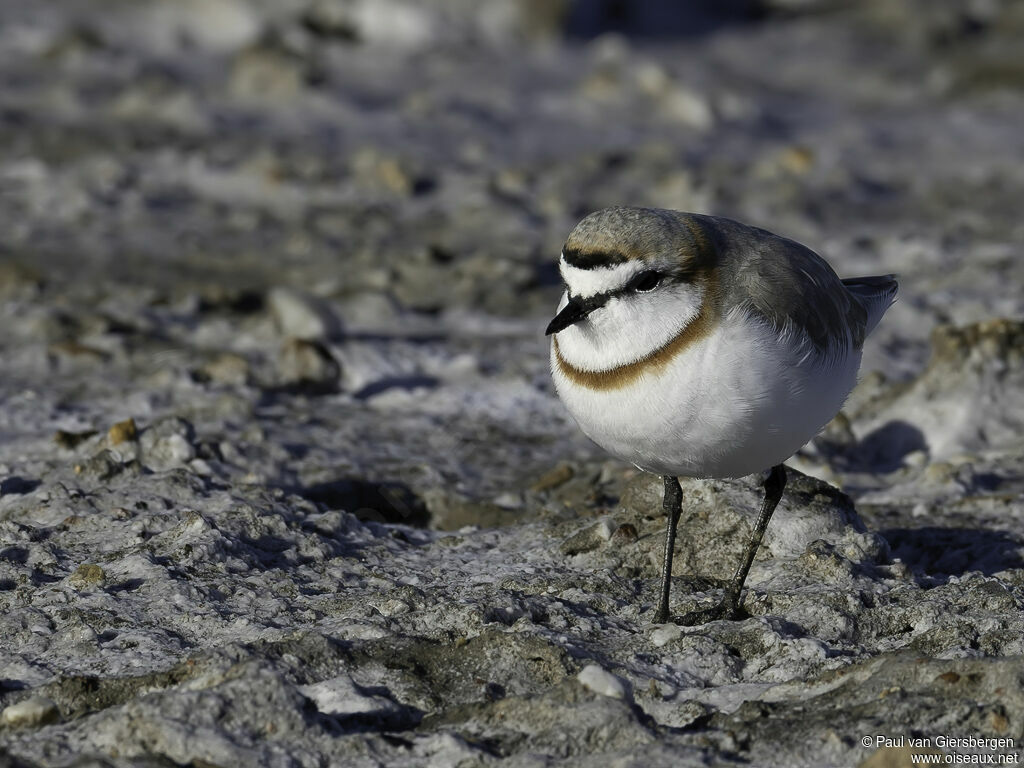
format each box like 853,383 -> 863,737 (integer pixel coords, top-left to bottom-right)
559,256 -> 647,299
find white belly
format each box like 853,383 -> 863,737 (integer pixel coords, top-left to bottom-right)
551,311 -> 860,478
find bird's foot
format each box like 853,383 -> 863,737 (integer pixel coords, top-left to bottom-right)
674,600 -> 747,626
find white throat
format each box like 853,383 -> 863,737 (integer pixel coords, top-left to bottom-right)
553,281 -> 706,372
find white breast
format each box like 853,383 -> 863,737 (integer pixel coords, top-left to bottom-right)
551,307 -> 861,478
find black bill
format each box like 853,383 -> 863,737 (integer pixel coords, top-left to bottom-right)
544,294 -> 607,336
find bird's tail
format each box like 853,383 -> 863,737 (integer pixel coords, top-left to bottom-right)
843,274 -> 898,337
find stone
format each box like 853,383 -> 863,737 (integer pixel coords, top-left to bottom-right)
1,696 -> 60,728
197,352 -> 251,386
229,47 -> 306,102
74,449 -> 131,480
274,338 -> 341,394
267,288 -> 342,341
299,674 -> 404,718
560,519 -> 613,556
577,664 -> 628,700
139,418 -> 198,472
530,462 -> 574,492
107,418 -> 138,446
67,563 -> 106,590
54,430 -> 99,450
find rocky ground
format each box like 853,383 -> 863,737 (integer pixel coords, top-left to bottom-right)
2,1 -> 1024,766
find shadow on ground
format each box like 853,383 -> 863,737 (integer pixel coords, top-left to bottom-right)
880,526 -> 1024,578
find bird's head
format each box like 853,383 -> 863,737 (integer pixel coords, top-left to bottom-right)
546,207 -> 717,370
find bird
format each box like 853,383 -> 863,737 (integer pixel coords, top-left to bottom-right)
545,206 -> 897,625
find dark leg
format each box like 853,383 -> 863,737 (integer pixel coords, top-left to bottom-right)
677,464 -> 787,625
654,475 -> 682,624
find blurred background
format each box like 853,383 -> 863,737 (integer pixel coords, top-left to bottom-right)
2,0 -> 1022,309
1,0 -> 1023,503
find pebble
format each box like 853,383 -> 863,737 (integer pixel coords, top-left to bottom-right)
199,353 -> 251,386
107,418 -> 138,445
140,418 -> 197,471
610,523 -> 638,545
560,520 -> 613,556
530,463 -> 575,492
74,449 -> 128,480
67,563 -> 106,590
54,430 -> 98,450
275,338 -> 341,393
1,696 -> 60,728
299,674 -> 402,717
577,664 -> 627,700
650,624 -> 682,647
374,599 -> 411,617
267,288 -> 341,341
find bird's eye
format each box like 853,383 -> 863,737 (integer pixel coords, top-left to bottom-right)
633,271 -> 662,293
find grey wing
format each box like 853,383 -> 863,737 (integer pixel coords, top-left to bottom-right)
722,227 -> 869,353
700,214 -> 897,354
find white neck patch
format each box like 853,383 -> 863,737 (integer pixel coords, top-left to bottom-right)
553,279 -> 707,372
559,255 -> 646,299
